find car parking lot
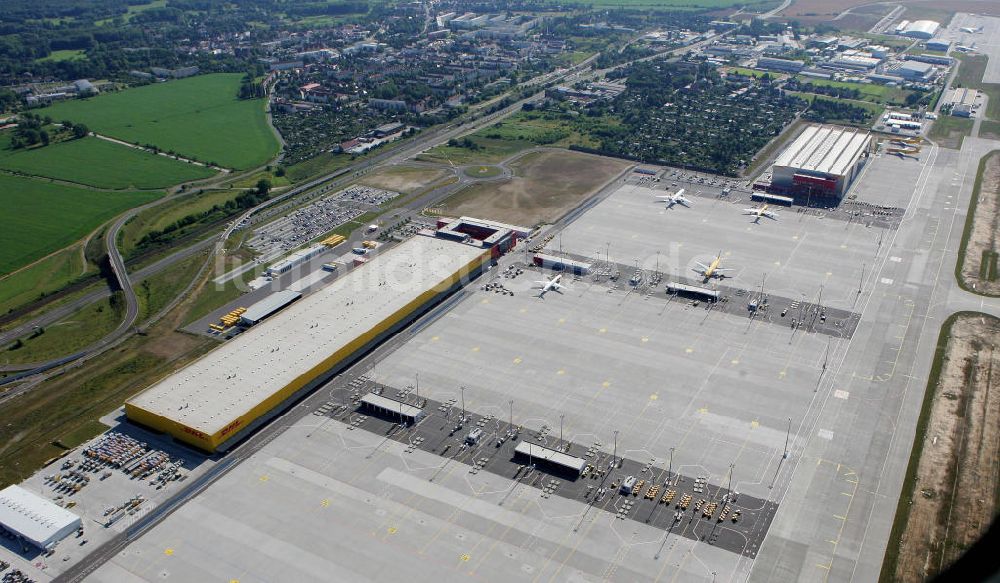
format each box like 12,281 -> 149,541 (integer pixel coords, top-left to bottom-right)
247,185 -> 402,261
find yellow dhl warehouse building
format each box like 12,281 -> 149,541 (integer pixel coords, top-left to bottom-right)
126,235 -> 489,452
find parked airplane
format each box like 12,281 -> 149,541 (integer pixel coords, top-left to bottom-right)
693,252 -> 732,280
960,26 -> 983,33
743,204 -> 779,223
534,274 -> 566,297
656,188 -> 693,208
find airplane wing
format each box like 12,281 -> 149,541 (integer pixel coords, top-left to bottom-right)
742,208 -> 758,215
714,268 -> 734,272
763,211 -> 779,220
677,196 -> 692,206
534,281 -> 549,287
693,262 -> 710,272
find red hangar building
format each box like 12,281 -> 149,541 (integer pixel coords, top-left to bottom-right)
770,124 -> 873,201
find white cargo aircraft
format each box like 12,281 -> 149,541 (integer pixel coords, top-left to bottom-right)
692,252 -> 733,280
743,204 -> 779,223
534,274 -> 566,297
656,189 -> 693,208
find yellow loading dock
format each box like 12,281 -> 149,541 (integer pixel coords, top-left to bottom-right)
125,235 -> 489,452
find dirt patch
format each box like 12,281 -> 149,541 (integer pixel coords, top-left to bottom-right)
960,152 -> 1000,294
432,150 -> 631,227
359,165 -> 452,195
891,314 -> 1000,581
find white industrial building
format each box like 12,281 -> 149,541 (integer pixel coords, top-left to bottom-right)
126,235 -> 488,452
0,485 -> 82,549
900,20 -> 940,39
771,125 -> 872,199
896,60 -> 935,81
756,57 -> 805,73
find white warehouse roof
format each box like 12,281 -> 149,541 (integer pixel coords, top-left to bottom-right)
128,235 -> 486,438
774,125 -> 871,178
0,485 -> 81,549
240,289 -> 302,325
902,20 -> 940,38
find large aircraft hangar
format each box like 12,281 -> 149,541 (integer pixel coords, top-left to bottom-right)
125,234 -> 489,452
770,124 -> 872,199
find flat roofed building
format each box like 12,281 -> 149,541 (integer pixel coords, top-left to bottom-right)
771,124 -> 872,199
126,235 -> 488,452
239,289 -> 302,326
513,441 -> 586,478
0,485 -> 81,549
360,393 -> 424,424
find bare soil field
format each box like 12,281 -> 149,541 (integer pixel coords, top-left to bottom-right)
959,151 -> 1000,294
778,0 -> 884,23
432,149 -> 631,227
359,164 -> 453,194
887,313 -> 1000,582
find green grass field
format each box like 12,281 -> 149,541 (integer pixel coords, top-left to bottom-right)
3,295 -> 122,365
534,0 -> 775,7
929,115 -> 974,149
792,76 -> 915,105
0,174 -> 160,275
42,74 -> 279,170
121,187 -> 243,256
35,50 -> 87,63
0,133 -> 215,189
0,245 -> 90,315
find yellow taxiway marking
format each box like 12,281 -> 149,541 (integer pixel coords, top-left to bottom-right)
602,380 -> 611,388
773,261 -> 781,266
649,394 -> 658,400
431,335 -> 439,341
778,370 -> 787,379
471,346 -> 480,352
259,474 -> 269,482
840,244 -> 848,249
558,318 -> 566,324
698,407 -> 708,414
685,347 -> 694,353
598,327 -> 607,333
826,271 -> 833,276
731,359 -> 740,365
751,420 -> 759,429
816,563 -> 831,570
388,527 -> 398,535
460,554 -> 471,562
321,499 -> 330,508
513,357 -> 522,364
557,369 -> 566,375
481,298 -> 489,304
164,548 -> 174,556
641,336 -> 649,343
841,492 -> 854,497
792,235 -> 799,240
833,515 -> 846,520
519,308 -> 527,314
